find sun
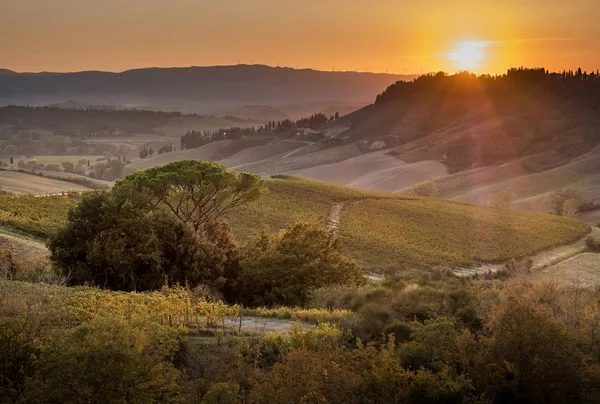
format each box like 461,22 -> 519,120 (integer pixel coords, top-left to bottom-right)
446,41 -> 489,70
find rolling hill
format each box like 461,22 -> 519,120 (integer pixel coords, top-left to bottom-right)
226,177 -> 590,272
0,177 -> 589,273
0,170 -> 92,194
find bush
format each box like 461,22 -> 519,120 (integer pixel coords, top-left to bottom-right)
412,180 -> 439,197
549,189 -> 582,216
0,251 -> 17,280
585,235 -> 600,252
354,303 -> 392,340
201,382 -> 240,404
236,223 -> 364,307
49,191 -> 241,293
383,320 -> 413,343
562,198 -> 580,218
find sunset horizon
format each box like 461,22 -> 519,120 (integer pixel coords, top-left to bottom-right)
3,0 -> 600,74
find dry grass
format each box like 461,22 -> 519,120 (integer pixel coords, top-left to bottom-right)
339,197 -> 589,271
0,170 -> 91,194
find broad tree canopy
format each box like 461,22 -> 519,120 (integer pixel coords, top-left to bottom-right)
116,160 -> 264,231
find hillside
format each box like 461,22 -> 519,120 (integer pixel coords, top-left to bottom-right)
0,170 -> 92,194
0,65 -> 414,115
110,69 -> 598,209
225,177 -> 589,271
0,176 -> 588,272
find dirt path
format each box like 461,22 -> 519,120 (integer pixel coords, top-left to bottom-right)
326,202 -> 345,233
453,227 -> 599,277
326,202 -> 386,282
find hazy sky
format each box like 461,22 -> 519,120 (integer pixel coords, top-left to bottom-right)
2,0 -> 600,74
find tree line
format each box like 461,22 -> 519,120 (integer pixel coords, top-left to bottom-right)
376,67 -> 600,105
181,112 -> 340,150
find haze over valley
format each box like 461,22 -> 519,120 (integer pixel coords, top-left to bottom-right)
3,1 -> 600,402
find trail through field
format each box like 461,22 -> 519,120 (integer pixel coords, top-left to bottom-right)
327,202 -> 344,233
453,227 -> 599,277
327,201 -> 386,282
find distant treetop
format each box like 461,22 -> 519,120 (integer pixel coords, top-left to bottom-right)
376,67 -> 600,105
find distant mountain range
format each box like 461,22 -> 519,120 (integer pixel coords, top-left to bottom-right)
0,65 -> 414,119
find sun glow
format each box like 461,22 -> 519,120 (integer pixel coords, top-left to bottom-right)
446,41 -> 490,71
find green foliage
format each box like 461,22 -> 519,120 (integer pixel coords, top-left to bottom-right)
0,282 -> 199,404
549,188 -> 583,216
118,160 -> 264,231
49,161 -> 258,294
48,191 -> 241,292
382,320 -> 413,343
3,279 -> 600,403
247,339 -> 476,404
469,287 -> 592,403
0,194 -> 75,238
201,383 -> 240,404
20,318 -> 185,403
237,222 -> 365,307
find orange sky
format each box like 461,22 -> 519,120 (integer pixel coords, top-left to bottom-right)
2,0 -> 600,74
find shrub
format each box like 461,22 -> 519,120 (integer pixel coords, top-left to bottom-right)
562,198 -> 580,218
201,382 -> 240,404
383,320 -> 413,343
549,189 -> 582,215
354,303 -> 392,340
585,235 -> 600,252
236,223 -> 364,307
412,180 -> 439,197
49,191 -> 241,293
0,251 -> 17,280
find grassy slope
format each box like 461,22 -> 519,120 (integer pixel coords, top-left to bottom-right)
0,194 -> 77,238
225,176 -> 590,271
340,198 -> 589,270
0,176 -> 589,271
